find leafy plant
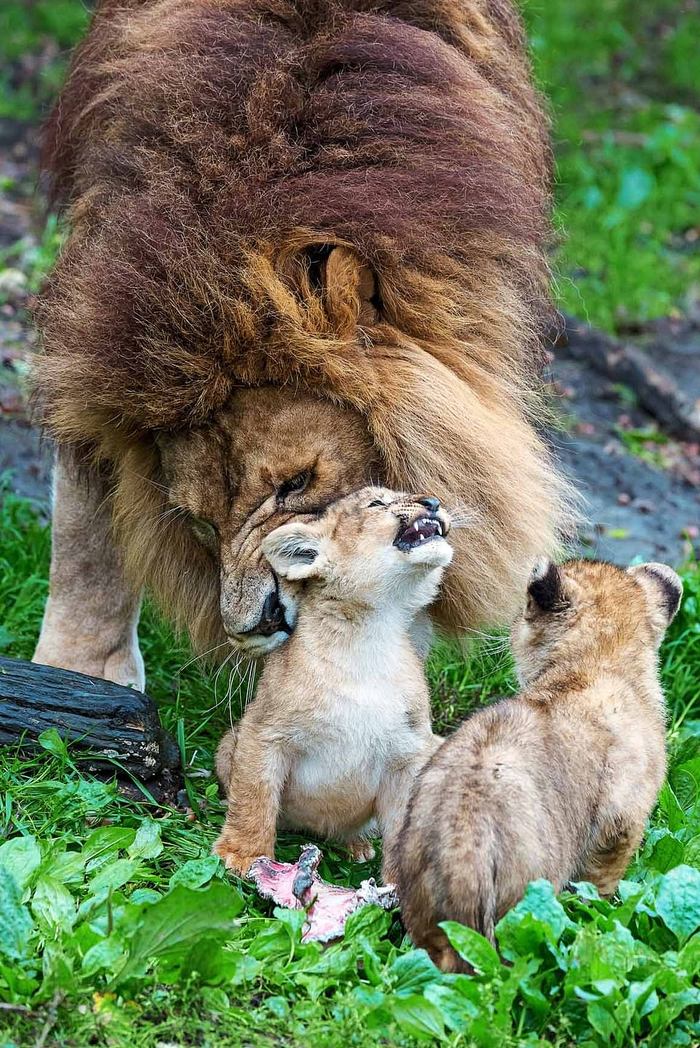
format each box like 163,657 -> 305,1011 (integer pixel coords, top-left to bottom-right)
1,491 -> 699,1046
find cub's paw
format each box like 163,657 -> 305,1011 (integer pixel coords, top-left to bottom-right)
213,834 -> 258,877
347,838 -> 376,863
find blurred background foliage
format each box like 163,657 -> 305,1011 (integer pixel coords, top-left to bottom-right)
0,0 -> 698,330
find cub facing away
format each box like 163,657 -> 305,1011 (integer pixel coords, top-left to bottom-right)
213,486 -> 452,879
390,558 -> 682,972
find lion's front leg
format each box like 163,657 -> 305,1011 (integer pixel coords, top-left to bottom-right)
33,449 -> 145,691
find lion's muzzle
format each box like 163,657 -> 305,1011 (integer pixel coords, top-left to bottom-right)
220,565 -> 296,657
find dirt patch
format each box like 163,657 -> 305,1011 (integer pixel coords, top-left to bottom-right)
548,342 -> 699,565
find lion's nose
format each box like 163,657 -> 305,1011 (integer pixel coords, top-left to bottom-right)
417,496 -> 440,514
256,589 -> 291,637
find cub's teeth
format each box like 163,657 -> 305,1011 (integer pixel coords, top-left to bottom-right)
420,534 -> 426,542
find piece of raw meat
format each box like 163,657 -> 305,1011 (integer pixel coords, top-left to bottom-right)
248,844 -> 398,943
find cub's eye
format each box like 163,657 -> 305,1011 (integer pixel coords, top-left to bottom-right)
277,471 -> 311,500
368,498 -> 385,508
191,516 -> 218,545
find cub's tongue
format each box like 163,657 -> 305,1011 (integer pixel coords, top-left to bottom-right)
395,515 -> 442,550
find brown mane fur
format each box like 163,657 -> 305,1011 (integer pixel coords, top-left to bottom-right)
33,0 -> 572,645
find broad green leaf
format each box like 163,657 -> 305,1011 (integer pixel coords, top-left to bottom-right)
32,877 -> 76,934
645,828 -> 685,873
273,904 -> 307,942
129,888 -> 161,906
186,942 -> 261,986
50,848 -> 86,886
587,1000 -> 619,1043
82,936 -> 127,977
424,983 -> 481,1031
38,728 -> 68,758
113,881 -> 244,985
200,986 -> 229,1014
89,858 -> 141,895
628,978 -> 658,1021
262,995 -> 289,1019
343,903 -> 392,941
649,988 -> 700,1032
128,819 -> 163,860
568,881 -> 601,902
673,757 -> 700,811
386,950 -> 440,996
657,783 -> 687,833
678,934 -> 700,977
41,943 -> 74,997
82,826 -> 136,863
655,865 -> 700,942
496,880 -> 572,957
0,836 -> 41,890
0,867 -> 34,960
390,993 -> 445,1040
169,856 -> 220,890
440,922 -> 501,975
684,835 -> 700,868
568,923 -> 636,987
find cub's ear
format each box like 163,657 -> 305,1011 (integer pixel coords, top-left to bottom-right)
262,523 -> 325,581
527,558 -> 567,613
627,563 -> 683,631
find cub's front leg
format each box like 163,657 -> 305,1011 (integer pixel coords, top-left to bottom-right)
213,722 -> 290,877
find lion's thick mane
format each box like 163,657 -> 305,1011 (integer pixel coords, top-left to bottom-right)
35,0 -> 571,635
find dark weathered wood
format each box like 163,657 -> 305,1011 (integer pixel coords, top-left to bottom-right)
0,656 -> 179,778
559,314 -> 700,442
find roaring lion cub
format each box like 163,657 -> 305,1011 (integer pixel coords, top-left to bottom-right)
391,558 -> 682,971
213,487 -> 452,878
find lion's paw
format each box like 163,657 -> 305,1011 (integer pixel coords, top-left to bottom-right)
212,835 -> 258,877
347,838 -> 376,863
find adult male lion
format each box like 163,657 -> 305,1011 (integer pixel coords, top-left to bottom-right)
33,0 -> 569,689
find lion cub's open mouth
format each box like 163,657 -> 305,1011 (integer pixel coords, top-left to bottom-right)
394,514 -> 445,552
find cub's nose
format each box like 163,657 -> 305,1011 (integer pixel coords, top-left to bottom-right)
256,589 -> 291,637
417,496 -> 440,514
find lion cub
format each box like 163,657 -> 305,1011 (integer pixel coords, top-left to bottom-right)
213,486 -> 452,878
391,558 -> 682,971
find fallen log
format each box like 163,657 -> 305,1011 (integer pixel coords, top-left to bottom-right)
558,314 -> 700,442
0,656 -> 179,779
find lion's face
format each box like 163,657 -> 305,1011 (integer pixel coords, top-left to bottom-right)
157,387 -> 377,655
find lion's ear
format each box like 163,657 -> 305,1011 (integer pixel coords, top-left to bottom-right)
262,522 -> 326,581
322,245 -> 380,328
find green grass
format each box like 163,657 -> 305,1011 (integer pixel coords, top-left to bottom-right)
0,1 -> 89,120
1,489 -> 699,1046
1,3 -> 699,1044
525,0 -> 700,331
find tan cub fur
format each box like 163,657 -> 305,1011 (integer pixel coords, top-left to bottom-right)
213,486 -> 453,878
390,558 -> 682,972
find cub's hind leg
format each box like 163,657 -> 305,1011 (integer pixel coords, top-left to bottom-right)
577,817 -> 645,897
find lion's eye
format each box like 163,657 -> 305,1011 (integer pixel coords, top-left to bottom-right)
368,498 -> 385,508
277,471 -> 311,500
